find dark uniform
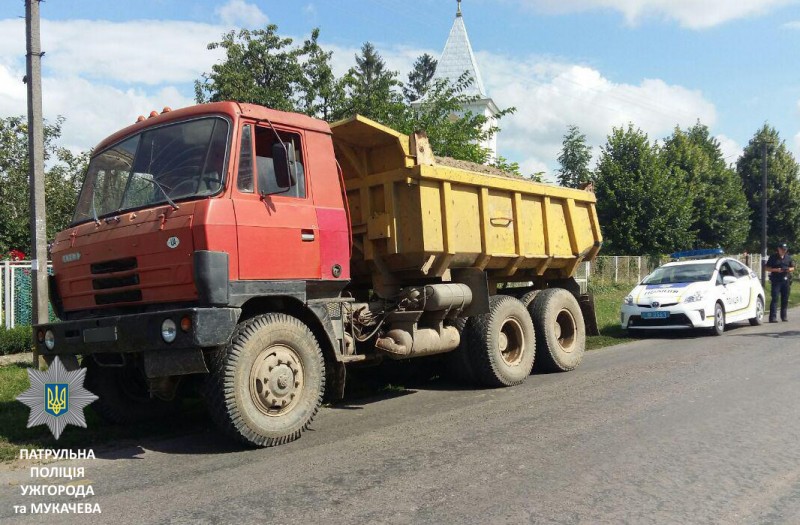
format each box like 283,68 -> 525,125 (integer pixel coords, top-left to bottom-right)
766,244 -> 795,322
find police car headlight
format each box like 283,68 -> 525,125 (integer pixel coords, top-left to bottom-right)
683,291 -> 705,303
623,295 -> 634,306
161,319 -> 177,343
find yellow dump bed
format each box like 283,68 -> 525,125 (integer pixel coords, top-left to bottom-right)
331,115 -> 602,287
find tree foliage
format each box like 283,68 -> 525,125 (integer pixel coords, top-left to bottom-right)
557,125 -> 593,188
736,124 -> 800,251
196,24 -> 516,167
0,116 -> 87,255
594,124 -> 693,255
403,53 -> 437,103
661,123 -> 750,252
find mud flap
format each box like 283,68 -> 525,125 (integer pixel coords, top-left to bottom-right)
579,292 -> 600,336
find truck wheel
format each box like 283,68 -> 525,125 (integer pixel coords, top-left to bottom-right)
205,313 -> 325,447
530,288 -> 586,372
84,359 -> 179,424
465,295 -> 535,387
445,317 -> 476,385
518,290 -> 541,308
711,302 -> 725,336
749,296 -> 764,326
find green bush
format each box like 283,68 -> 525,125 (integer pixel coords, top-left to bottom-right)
0,326 -> 32,355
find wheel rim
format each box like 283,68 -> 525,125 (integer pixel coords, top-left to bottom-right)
716,306 -> 724,331
756,298 -> 764,319
249,345 -> 304,417
498,317 -> 525,366
555,309 -> 577,353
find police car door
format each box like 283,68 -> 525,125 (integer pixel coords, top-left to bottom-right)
718,261 -> 745,314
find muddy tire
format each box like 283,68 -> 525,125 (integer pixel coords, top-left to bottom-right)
465,295 -> 535,387
530,288 -> 586,372
711,302 -> 725,336
445,317 -> 476,385
749,296 -> 764,326
84,359 -> 179,424
519,290 -> 542,308
205,313 -> 325,447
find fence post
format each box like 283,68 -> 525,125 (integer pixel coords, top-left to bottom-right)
3,261 -> 11,329
614,256 -> 619,284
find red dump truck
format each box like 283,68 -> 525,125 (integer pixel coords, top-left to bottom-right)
35,102 -> 601,446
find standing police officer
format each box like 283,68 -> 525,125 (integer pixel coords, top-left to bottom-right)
766,242 -> 795,322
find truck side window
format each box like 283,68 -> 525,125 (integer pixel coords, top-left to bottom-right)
237,125 -> 254,193
254,126 -> 306,199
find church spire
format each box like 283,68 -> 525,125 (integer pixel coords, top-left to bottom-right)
433,0 -> 486,97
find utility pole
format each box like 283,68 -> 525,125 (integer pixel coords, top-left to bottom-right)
760,141 -> 768,287
25,0 -> 48,368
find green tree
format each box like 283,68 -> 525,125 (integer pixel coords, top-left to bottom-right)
557,125 -> 593,188
403,53 -> 438,103
0,116 -> 88,255
337,42 -> 404,124
661,123 -> 750,251
594,124 -> 693,255
736,124 -> 800,251
297,29 -> 345,120
396,73 -> 514,164
195,25 -> 308,112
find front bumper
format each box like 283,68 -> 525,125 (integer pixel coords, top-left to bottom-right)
34,307 -> 241,356
620,303 -> 713,330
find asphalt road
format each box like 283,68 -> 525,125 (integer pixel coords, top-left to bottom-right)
2,313 -> 800,524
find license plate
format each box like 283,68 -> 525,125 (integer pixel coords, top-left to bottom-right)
83,326 -> 118,343
642,311 -> 670,319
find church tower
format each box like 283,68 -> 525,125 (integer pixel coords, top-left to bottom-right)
431,0 -> 499,160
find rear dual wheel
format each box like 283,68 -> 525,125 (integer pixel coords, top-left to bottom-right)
464,295 -> 536,387
529,288 -> 586,372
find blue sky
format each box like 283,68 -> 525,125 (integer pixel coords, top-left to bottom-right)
1,0 -> 798,177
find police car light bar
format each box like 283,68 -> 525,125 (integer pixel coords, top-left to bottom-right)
670,248 -> 724,260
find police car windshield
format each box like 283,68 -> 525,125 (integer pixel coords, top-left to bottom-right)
642,263 -> 716,285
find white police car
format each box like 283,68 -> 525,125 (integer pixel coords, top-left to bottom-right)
620,250 -> 766,335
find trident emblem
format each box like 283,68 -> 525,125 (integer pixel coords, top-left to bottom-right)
45,383 -> 69,417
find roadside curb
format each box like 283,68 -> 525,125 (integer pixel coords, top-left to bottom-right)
0,352 -> 33,367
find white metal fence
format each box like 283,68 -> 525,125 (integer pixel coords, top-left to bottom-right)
577,254 -> 763,287
1,261 -> 54,329
0,255 -> 764,329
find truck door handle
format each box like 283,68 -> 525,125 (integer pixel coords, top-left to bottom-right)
301,229 -> 315,242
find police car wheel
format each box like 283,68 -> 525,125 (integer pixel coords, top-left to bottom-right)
711,302 -> 725,336
749,296 -> 764,326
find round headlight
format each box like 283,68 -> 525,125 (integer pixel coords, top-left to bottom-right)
44,330 -> 55,351
161,319 -> 177,343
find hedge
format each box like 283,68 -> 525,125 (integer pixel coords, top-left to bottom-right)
0,326 -> 33,355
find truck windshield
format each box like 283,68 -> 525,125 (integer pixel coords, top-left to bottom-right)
641,263 -> 716,285
72,117 -> 229,224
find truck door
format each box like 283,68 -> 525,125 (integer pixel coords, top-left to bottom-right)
233,123 -> 321,281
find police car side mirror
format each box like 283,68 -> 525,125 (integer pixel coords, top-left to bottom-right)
722,276 -> 737,285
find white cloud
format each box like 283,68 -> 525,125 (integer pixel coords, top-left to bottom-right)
0,18 -> 226,86
479,53 -> 717,175
716,134 -> 742,167
514,0 -> 800,29
215,0 -> 269,29
782,20 -> 800,29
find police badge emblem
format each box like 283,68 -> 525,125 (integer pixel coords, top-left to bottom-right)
17,357 -> 98,439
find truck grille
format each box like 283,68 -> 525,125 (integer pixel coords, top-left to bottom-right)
90,257 -> 142,306
91,257 -> 137,274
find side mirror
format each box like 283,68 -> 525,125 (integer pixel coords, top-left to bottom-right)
271,142 -> 296,190
722,275 -> 737,285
